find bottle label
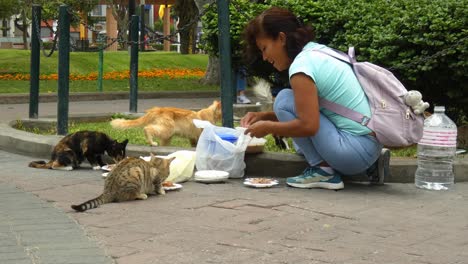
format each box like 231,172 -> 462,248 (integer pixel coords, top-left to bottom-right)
418,128 -> 457,147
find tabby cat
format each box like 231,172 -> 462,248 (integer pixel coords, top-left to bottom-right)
29,130 -> 128,171
71,154 -> 175,212
110,100 -> 222,147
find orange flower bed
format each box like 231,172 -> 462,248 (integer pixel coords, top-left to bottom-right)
0,68 -> 205,81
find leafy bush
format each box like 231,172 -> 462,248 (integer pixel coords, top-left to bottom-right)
201,0 -> 468,124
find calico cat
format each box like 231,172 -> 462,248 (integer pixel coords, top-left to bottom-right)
71,154 -> 175,212
110,100 -> 222,147
29,130 -> 129,171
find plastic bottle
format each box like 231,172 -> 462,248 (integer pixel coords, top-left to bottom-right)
415,106 -> 457,190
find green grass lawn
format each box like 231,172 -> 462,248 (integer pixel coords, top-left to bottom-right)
0,50 -> 208,74
0,50 -> 213,93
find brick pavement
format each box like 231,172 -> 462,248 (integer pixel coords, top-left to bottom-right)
0,183 -> 113,264
1,150 -> 467,264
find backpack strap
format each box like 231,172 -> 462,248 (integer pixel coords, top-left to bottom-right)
313,47 -> 372,126
319,98 -> 371,126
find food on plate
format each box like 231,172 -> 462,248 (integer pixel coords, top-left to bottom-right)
162,181 -> 175,187
105,164 -> 116,170
246,178 -> 275,184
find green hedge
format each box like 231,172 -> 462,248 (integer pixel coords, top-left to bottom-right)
201,0 -> 468,124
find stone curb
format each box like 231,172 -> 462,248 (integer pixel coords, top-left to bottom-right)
2,115 -> 468,184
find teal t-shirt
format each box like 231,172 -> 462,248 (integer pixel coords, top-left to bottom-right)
289,42 -> 372,135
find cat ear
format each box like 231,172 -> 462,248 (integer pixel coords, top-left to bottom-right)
167,157 -> 176,164
122,139 -> 129,146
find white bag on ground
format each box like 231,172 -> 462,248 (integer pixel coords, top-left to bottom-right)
165,150 -> 196,183
193,119 -> 251,178
140,150 -> 196,183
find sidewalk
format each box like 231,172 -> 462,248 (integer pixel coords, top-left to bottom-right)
0,93 -> 468,263
1,150 -> 467,264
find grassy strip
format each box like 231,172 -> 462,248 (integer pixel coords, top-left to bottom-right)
14,119 -> 415,157
15,120 -> 295,153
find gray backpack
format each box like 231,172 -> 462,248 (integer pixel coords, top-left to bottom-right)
316,47 -> 424,147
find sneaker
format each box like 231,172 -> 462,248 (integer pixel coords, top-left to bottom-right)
367,148 -> 391,185
237,94 -> 252,104
286,167 -> 344,190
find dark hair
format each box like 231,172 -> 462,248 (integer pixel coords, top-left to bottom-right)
242,7 -> 315,82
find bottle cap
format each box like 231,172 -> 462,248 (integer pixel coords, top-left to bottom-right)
434,106 -> 445,112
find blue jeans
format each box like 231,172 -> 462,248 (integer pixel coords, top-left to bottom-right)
274,89 -> 382,175
236,70 -> 247,92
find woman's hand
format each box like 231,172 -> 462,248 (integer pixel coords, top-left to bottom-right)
240,112 -> 262,127
241,111 -> 278,137
244,120 -> 272,138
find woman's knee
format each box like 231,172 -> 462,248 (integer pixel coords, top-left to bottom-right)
273,89 -> 294,116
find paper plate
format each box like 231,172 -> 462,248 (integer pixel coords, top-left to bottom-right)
194,170 -> 229,183
101,164 -> 116,172
163,183 -> 183,191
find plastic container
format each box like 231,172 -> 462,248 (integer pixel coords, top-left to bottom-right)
216,133 -> 238,144
415,106 -> 457,190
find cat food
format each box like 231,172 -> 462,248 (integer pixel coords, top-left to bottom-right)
162,181 -> 175,187
247,178 -> 274,184
101,164 -> 117,171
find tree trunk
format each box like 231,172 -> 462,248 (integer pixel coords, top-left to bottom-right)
2,19 -> 8,37
21,10 -> 28,50
108,1 -> 129,50
194,0 -> 219,85
200,55 -> 220,85
174,0 -> 198,54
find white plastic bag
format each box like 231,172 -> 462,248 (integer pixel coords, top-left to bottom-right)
193,119 -> 251,178
140,150 -> 196,183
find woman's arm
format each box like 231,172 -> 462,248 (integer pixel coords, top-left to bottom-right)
245,73 -> 320,138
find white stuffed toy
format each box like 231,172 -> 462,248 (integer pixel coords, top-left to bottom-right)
404,90 -> 430,115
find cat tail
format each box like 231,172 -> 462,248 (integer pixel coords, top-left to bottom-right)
71,193 -> 113,212
28,160 -> 53,169
110,114 -> 153,129
252,78 -> 273,104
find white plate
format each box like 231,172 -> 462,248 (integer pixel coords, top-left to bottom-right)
194,177 -> 229,183
243,178 -> 279,188
163,183 -> 183,191
101,164 -> 116,172
194,170 -> 229,180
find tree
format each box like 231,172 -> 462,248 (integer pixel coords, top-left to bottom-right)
105,0 -> 130,50
194,0 -> 218,85
6,0 -> 98,50
0,0 -> 19,37
173,0 -> 198,54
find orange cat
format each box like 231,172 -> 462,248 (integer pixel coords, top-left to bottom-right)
111,100 -> 222,147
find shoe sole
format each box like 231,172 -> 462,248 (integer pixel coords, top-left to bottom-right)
286,181 -> 344,190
